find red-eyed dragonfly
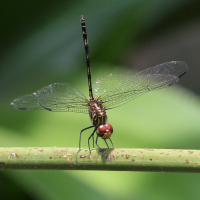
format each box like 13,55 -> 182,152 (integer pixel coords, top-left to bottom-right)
10,15 -> 188,153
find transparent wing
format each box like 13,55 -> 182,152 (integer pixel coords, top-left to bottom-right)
93,61 -> 188,110
10,83 -> 89,113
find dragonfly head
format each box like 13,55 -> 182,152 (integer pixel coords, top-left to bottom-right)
96,124 -> 113,139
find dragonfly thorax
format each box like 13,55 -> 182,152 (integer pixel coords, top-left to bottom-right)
88,97 -> 107,127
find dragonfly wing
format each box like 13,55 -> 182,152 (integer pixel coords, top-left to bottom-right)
93,61 -> 188,110
10,83 -> 89,113
10,93 -> 43,111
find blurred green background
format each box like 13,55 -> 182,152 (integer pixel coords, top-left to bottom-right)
1,0 -> 200,199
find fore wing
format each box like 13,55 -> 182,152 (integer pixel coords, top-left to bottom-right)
92,61 -> 188,110
10,83 -> 89,113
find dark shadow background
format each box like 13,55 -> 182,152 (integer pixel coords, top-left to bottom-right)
1,0 -> 200,199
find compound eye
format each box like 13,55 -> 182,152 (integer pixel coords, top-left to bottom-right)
98,125 -> 107,133
106,124 -> 113,133
97,124 -> 113,139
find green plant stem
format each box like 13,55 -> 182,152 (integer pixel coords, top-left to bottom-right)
0,147 -> 199,172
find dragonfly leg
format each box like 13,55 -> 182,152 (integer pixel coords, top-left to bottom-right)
95,136 -> 105,152
109,138 -> 114,148
95,136 -> 100,148
75,125 -> 94,157
104,139 -> 109,148
88,127 -> 97,153
92,134 -> 95,148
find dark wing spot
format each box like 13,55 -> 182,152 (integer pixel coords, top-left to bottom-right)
169,71 -> 187,86
44,107 -> 52,111
18,108 -> 28,111
178,71 -> 187,78
168,82 -> 177,87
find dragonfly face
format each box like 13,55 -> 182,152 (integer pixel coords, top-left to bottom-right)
96,124 -> 113,140
10,15 -> 188,154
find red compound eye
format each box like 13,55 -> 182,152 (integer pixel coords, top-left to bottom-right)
106,124 -> 113,131
98,125 -> 107,133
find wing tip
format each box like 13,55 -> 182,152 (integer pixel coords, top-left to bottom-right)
10,102 -> 14,107
10,101 -> 28,111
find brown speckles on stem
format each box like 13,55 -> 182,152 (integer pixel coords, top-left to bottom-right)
89,156 -> 93,161
186,160 -> 189,164
11,153 -> 18,158
80,155 -> 86,158
63,153 -> 72,158
67,157 -> 71,163
149,158 -> 152,161
144,148 -> 154,151
141,156 -> 144,159
106,157 -> 113,162
39,149 -> 44,152
49,157 -> 52,159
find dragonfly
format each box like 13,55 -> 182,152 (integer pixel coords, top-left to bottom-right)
10,15 -> 188,154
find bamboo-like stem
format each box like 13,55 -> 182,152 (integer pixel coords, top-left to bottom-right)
0,147 -> 199,172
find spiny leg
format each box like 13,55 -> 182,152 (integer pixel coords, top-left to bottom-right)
88,127 -> 97,153
75,125 -> 94,157
104,139 -> 109,148
96,137 -> 114,150
109,138 -> 114,148
92,135 -> 95,148
95,136 -> 100,149
95,136 -> 105,152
